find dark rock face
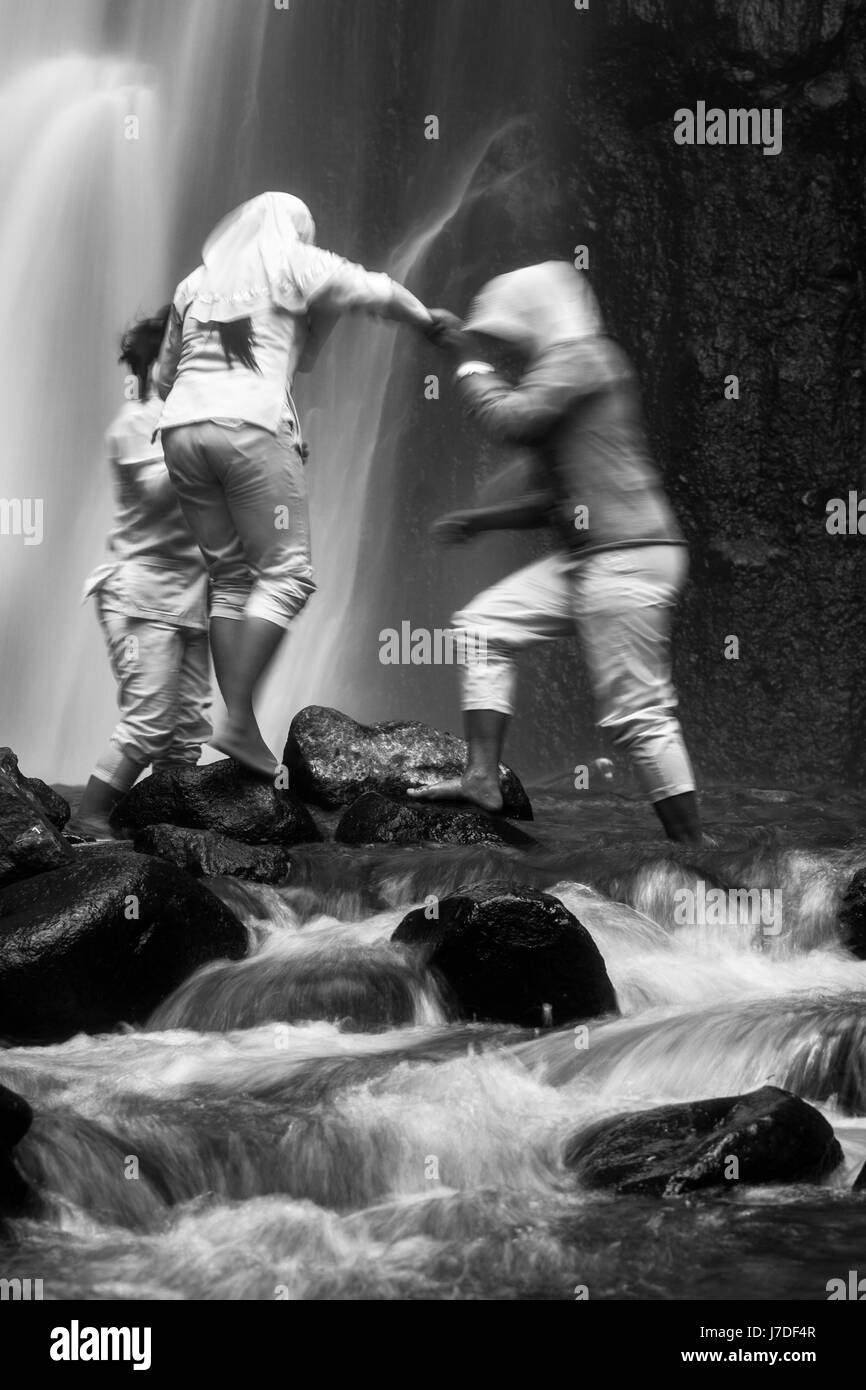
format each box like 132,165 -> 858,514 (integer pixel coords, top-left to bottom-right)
564,1086 -> 843,1195
335,791 -> 536,848
556,0 -> 866,786
284,706 -> 533,819
854,1158 -> 866,1190
837,867 -> 866,959
134,824 -> 293,884
0,849 -> 248,1044
0,748 -> 73,887
0,1082 -> 37,1219
0,1083 -> 31,1149
392,883 -> 616,1027
112,761 -> 321,848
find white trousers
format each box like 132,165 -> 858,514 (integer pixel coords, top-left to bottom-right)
162,419 -> 316,630
452,545 -> 696,803
94,589 -> 212,790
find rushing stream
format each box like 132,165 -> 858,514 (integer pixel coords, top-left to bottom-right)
3,785 -> 866,1301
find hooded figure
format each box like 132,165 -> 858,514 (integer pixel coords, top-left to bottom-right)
411,261 -> 702,849
156,191 -> 432,777
456,261 -> 681,555
465,260 -> 604,354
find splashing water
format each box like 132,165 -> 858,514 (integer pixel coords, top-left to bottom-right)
3,788 -> 866,1300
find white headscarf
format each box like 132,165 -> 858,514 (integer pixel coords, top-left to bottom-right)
464,261 -> 604,356
187,191 -> 329,323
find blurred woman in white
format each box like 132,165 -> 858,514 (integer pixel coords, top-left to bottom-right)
70,309 -> 210,839
157,191 -> 433,777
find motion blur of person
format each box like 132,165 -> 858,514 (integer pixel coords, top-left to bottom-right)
156,190 -> 434,778
69,309 -> 211,839
410,261 -> 703,847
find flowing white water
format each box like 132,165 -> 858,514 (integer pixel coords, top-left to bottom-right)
0,0 -> 269,783
3,820 -> 866,1300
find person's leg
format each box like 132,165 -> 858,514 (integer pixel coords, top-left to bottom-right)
70,759 -> 143,839
163,425 -> 269,771
70,603 -> 181,835
572,545 -> 702,846
154,626 -> 213,772
212,422 -> 316,774
409,554 -> 574,811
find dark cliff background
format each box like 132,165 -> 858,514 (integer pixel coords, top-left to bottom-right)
162,0 -> 866,790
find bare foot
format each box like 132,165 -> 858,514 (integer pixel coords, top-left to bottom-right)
407,771 -> 504,815
212,724 -> 277,780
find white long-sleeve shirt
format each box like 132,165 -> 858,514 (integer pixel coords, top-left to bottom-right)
156,253 -> 400,436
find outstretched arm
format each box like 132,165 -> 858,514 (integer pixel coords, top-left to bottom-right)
432,492 -> 555,544
306,255 -> 432,332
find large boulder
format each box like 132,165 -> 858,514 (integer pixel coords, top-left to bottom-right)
335,792 -> 536,849
392,883 -> 616,1028
0,849 -> 248,1044
284,706 -> 533,820
112,760 -> 321,847
564,1086 -> 844,1196
134,824 -> 292,883
0,748 -> 73,888
0,1082 -> 37,1219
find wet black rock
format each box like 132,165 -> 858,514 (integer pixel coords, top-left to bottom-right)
134,824 -> 293,884
854,1158 -> 866,1191
335,792 -> 536,849
24,779 -> 70,832
392,883 -> 616,1028
0,1082 -> 37,1220
284,706 -> 533,820
0,748 -> 73,888
837,867 -> 866,959
0,849 -> 248,1044
0,1083 -> 31,1149
563,1086 -> 843,1196
112,760 -> 321,847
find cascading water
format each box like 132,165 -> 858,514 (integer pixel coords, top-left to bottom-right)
2,0 -> 866,1307
0,0 -> 271,784
3,786 -> 866,1300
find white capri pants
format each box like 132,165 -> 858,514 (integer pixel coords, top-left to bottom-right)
452,544 -> 696,804
162,418 -> 316,630
94,589 -> 212,789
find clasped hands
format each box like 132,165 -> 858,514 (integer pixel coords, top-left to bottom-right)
423,308 -> 470,358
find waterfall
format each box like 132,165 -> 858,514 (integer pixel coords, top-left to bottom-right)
0,0 -> 269,783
